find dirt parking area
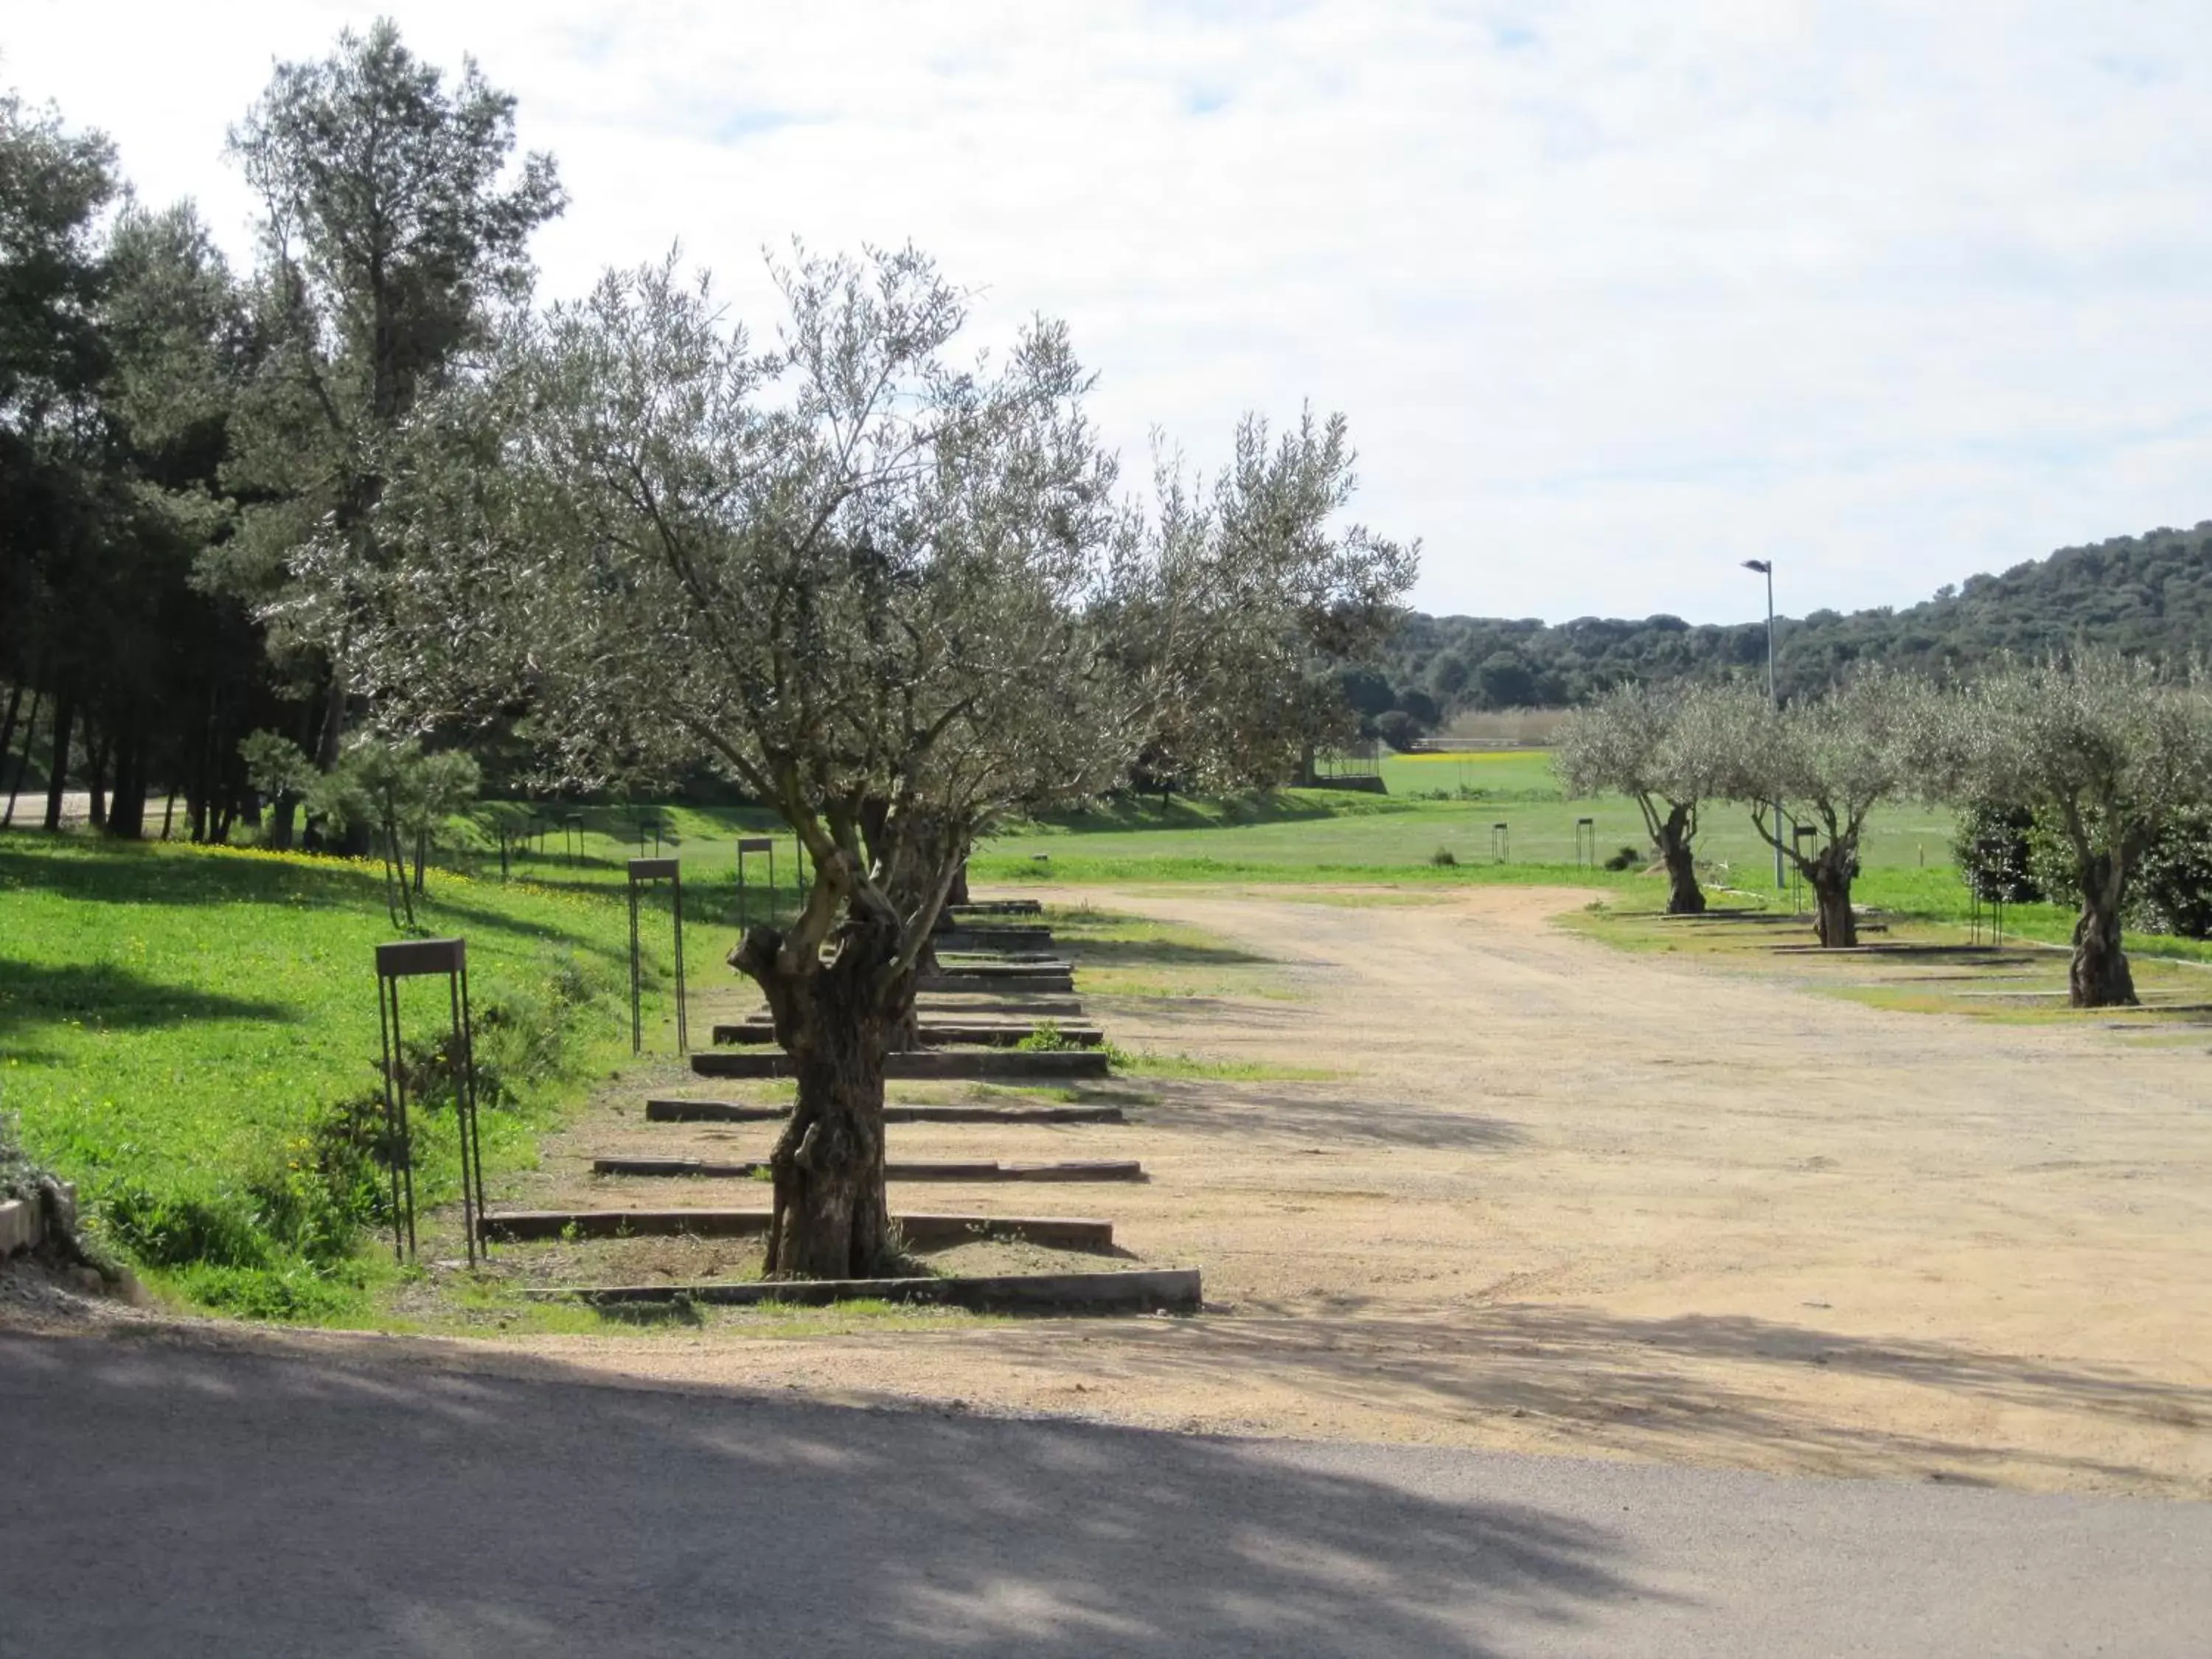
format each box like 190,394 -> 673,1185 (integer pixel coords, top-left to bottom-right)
189,885 -> 2212,1495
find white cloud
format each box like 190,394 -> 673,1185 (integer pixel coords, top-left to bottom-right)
7,0 -> 2209,622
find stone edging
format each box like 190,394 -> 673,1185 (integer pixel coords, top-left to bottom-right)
522,1265 -> 1203,1314
0,1183 -> 74,1258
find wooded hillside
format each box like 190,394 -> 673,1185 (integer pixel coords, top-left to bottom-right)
1374,521 -> 2212,720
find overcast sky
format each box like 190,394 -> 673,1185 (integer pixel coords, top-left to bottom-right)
7,3 -> 2208,623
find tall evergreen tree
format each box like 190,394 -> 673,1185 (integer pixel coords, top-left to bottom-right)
213,20 -> 563,769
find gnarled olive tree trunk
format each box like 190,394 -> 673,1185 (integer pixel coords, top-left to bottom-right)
1653,802 -> 1705,915
735,915 -> 910,1279
1806,844 -> 1857,948
2068,851 -> 2137,1008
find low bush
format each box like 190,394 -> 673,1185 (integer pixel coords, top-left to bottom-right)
1603,845 -> 1643,872
1429,846 -> 1458,866
1015,1019 -> 1077,1051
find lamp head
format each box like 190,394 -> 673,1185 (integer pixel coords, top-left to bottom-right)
1741,559 -> 1772,574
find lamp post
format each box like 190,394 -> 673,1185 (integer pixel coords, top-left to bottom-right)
1742,558 -> 1785,888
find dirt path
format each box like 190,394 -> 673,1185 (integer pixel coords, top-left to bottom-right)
481,883 -> 2211,1495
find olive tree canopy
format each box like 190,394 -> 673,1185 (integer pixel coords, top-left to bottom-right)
1135,416 -> 1416,791
1922,653 -> 2212,1006
1552,681 -> 1730,914
288,244 -> 1412,1276
1695,668 -> 1929,946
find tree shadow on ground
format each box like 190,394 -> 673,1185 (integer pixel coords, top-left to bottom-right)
0,959 -> 295,1046
1135,1078 -> 1528,1151
1029,1301 -> 2210,1494
1062,936 -> 1276,968
0,1332 -> 1657,1656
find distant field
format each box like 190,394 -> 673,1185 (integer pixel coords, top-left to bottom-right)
978,748 -> 1961,893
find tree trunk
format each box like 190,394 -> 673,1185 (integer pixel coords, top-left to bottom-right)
736,914 -> 909,1280
268,796 -> 298,851
0,685 -> 21,801
2,686 -> 39,827
947,858 -> 970,908
42,693 -> 74,832
316,663 -> 347,771
1809,849 -> 1857,947
85,723 -> 111,831
1656,804 -> 1705,915
105,711 -> 145,839
2070,856 -> 2137,1008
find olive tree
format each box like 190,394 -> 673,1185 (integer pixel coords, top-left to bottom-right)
1551,682 -> 1728,914
1134,417 -> 1416,792
1924,654 -> 2212,1006
1698,669 -> 1927,946
289,246 -> 1408,1278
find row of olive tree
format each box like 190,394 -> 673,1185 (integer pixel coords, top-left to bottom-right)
277,247 -> 1415,1279
1555,656 -> 2212,1006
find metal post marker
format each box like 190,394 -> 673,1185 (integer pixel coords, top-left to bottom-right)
373,937 -> 489,1267
627,857 -> 689,1055
1792,824 -> 1818,915
1741,557 -> 1786,888
1574,817 -> 1596,869
1491,822 -> 1510,863
736,836 -> 775,932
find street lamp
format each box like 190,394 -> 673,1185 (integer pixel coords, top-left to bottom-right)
1742,559 -> 1785,888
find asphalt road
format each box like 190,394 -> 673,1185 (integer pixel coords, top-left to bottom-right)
2,1331 -> 2205,1657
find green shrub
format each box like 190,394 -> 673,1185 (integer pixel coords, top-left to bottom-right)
1603,845 -> 1642,872
166,1261 -> 364,1322
100,1178 -> 276,1270
1428,846 -> 1457,866
2130,809 -> 2212,939
1953,803 -> 2042,904
1015,1019 -> 1076,1052
1956,801 -> 2212,939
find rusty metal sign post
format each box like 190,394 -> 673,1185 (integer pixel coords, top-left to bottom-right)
373,937 -> 490,1267
735,836 -> 774,932
628,857 -> 688,1056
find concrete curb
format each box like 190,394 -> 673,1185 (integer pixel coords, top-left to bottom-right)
524,1265 -> 1201,1314
690,1048 -> 1109,1082
711,1020 -> 1105,1049
0,1198 -> 40,1256
644,1099 -> 1126,1126
0,1182 -> 74,1258
593,1156 -> 1147,1183
481,1208 -> 1116,1249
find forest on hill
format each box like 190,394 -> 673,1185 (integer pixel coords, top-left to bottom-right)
1360,521 -> 2212,729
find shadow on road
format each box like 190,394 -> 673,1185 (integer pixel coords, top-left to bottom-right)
0,1331 -> 1655,1656
1041,1301 -> 2211,1495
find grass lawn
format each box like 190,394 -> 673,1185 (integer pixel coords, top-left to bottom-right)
10,751 -> 2205,1330
0,832 -> 707,1318
973,753 -> 1955,896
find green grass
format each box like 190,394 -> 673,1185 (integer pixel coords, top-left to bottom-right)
973,758 -> 1957,892
0,832 -> 692,1319
19,752 -> 2208,1329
